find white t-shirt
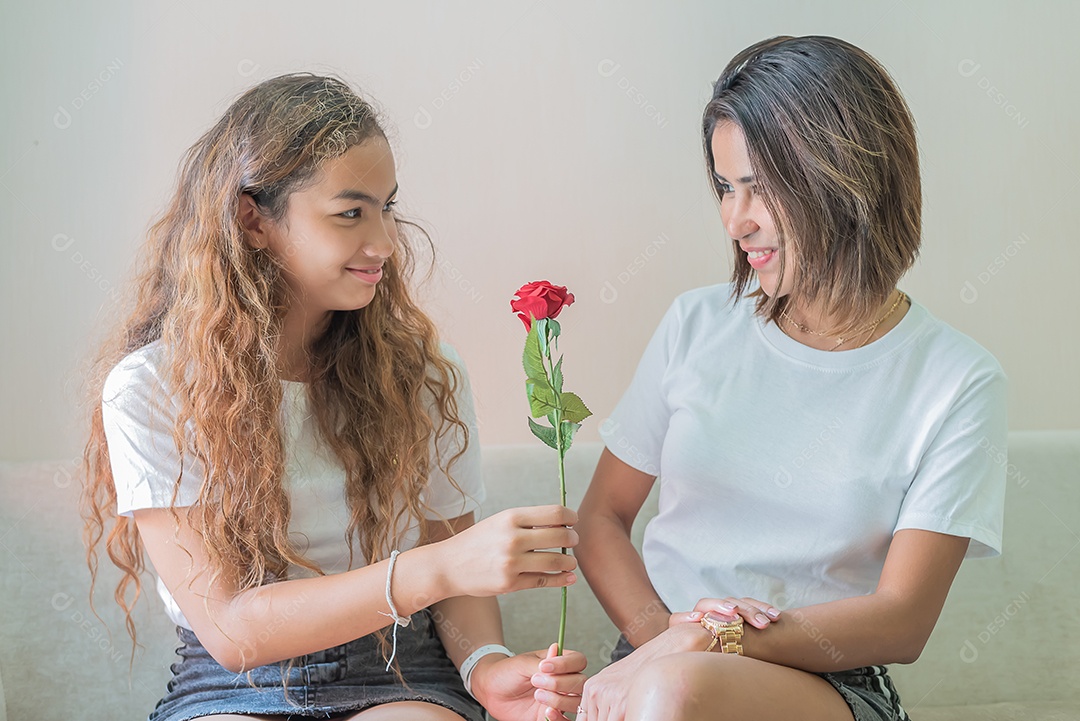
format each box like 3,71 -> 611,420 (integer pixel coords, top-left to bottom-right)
101,339 -> 485,629
599,283 -> 1007,615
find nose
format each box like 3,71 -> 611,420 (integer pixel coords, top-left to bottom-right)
723,191 -> 760,241
364,213 -> 397,260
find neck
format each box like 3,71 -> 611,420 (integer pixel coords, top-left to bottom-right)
780,290 -> 908,351
278,303 -> 332,382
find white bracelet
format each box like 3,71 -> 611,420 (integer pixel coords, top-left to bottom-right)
377,550 -> 411,671
460,643 -> 514,697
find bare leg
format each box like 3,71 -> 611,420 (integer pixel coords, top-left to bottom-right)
626,652 -> 856,721
349,701 -> 465,720
193,703 -> 463,721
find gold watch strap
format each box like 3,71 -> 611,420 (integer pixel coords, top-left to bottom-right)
700,616 -> 744,655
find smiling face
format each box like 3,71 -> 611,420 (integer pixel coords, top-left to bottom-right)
242,137 -> 399,323
710,122 -> 792,299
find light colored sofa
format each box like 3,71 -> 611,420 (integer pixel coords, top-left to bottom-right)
1,431 -> 1077,720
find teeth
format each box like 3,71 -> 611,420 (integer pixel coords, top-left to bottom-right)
747,249 -> 775,259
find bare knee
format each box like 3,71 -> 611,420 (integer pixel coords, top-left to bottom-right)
626,652 -> 737,721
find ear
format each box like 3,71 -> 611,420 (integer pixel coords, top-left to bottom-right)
238,192 -> 272,249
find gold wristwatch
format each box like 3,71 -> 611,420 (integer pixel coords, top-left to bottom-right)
700,616 -> 744,655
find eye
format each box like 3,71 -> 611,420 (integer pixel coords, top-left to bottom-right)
383,199 -> 397,213
339,208 -> 361,219
716,181 -> 734,195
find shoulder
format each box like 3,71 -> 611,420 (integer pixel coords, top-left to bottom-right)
437,341 -> 465,369
906,300 -> 1006,384
102,340 -> 174,410
655,282 -> 750,343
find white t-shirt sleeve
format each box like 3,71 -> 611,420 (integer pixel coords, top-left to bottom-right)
421,343 -> 486,520
101,349 -> 203,516
894,365 -> 1008,558
598,300 -> 682,477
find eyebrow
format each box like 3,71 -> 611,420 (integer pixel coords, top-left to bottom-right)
713,173 -> 755,184
332,183 -> 399,205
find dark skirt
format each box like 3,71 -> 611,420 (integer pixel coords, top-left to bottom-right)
149,609 -> 484,721
609,635 -> 911,721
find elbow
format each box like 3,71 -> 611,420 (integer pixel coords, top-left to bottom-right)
889,633 -> 930,665
193,629 -> 255,674
204,640 -> 247,674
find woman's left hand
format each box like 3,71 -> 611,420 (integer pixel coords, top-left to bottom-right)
688,596 -> 782,630
579,622 -> 713,721
471,643 -> 587,721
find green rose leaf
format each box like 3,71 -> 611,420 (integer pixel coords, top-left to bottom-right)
528,417 -> 559,451
560,392 -> 593,424
560,420 -> 581,454
528,381 -> 560,418
523,324 -> 546,381
534,318 -> 549,355
552,356 -> 564,394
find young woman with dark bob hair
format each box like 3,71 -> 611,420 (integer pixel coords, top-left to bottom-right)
570,36 -> 1007,721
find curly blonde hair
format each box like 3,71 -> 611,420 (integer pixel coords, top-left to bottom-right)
80,73 -> 468,658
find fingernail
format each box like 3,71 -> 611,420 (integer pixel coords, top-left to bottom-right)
755,613 -> 770,624
719,602 -> 736,611
689,611 -> 702,620
540,662 -> 555,673
766,608 -> 780,619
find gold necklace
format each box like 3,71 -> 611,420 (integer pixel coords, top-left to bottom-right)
781,291 -> 907,351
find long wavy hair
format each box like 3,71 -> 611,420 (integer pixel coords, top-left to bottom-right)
704,35 -> 922,335
80,73 -> 468,661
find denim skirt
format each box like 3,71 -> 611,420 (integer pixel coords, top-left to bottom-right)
149,609 -> 484,721
609,635 -> 911,721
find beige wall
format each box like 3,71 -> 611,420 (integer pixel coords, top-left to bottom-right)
1,0 -> 1075,462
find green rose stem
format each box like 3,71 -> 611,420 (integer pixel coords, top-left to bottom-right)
521,314 -> 591,656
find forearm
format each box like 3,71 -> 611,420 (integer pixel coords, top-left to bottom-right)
205,542 -> 448,671
577,512 -> 668,647
430,594 -> 506,671
743,593 -> 919,672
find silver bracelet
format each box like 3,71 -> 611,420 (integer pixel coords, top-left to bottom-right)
460,643 -> 514,697
378,550 -> 411,671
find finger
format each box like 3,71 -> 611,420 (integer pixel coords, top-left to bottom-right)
705,606 -> 766,630
543,706 -> 568,721
514,571 -> 577,590
533,671 -> 587,695
668,610 -> 704,627
693,597 -> 737,614
518,526 -> 580,551
742,597 -> 782,620
533,687 -> 583,715
536,652 -> 587,676
730,598 -> 771,628
519,550 -> 578,574
511,505 -> 579,529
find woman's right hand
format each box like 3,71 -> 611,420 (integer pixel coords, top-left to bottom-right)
436,505 -> 579,598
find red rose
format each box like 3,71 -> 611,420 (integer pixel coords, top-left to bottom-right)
510,280 -> 576,330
